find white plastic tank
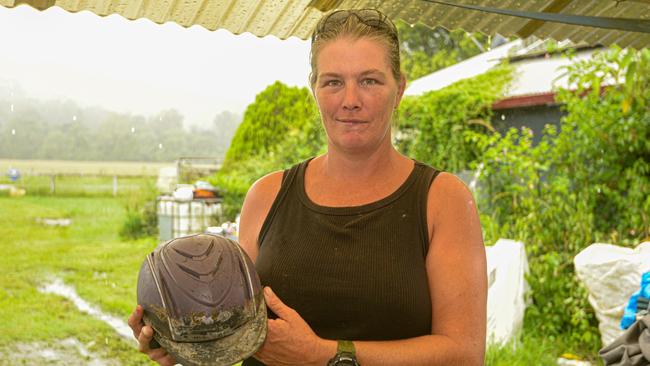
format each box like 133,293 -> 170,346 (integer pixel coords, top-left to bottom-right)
157,196 -> 222,242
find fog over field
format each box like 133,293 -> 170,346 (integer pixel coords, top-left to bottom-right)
0,5 -> 311,130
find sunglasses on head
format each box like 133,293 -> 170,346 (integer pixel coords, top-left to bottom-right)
311,8 -> 399,44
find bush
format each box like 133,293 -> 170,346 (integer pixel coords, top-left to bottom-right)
119,181 -> 159,240
211,81 -> 325,220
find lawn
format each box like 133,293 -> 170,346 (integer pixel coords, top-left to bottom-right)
0,195 -> 157,365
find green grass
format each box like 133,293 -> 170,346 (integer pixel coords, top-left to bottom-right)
0,196 -> 158,365
485,334 -> 603,366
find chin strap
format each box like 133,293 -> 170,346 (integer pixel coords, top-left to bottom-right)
420,0 -> 650,34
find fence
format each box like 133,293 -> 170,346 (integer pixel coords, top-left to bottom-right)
2,173 -> 155,197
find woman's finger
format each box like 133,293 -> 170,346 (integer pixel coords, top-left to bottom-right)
137,325 -> 154,353
148,348 -> 177,366
127,305 -> 143,339
264,287 -> 295,320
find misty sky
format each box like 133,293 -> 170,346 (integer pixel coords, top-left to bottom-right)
0,5 -> 311,128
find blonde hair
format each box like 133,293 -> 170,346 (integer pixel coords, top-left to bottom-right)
309,9 -> 402,87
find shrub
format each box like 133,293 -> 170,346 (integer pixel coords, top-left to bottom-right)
119,181 -> 158,240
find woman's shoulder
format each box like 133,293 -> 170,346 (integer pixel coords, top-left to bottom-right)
247,170 -> 284,204
239,170 -> 285,260
245,158 -> 308,208
427,171 -> 477,223
429,171 -> 474,202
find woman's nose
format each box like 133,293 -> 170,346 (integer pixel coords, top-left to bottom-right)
342,84 -> 361,111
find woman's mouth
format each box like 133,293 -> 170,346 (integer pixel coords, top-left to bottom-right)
337,118 -> 367,124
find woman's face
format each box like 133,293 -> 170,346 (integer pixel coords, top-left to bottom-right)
313,37 -> 405,155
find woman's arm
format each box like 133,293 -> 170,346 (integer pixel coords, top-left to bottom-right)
255,172 -> 487,366
238,170 -> 284,261
353,172 -> 487,365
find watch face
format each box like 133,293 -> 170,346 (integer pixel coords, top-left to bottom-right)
334,355 -> 359,366
335,361 -> 357,366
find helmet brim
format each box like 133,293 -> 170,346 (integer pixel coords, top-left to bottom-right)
150,299 -> 267,366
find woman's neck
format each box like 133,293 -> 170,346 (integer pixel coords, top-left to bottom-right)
316,142 -> 408,183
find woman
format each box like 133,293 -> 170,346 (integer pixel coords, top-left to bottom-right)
129,8 -> 487,365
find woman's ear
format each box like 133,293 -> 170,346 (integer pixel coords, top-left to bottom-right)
395,74 -> 407,107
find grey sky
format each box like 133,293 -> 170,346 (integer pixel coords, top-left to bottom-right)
0,5 -> 311,128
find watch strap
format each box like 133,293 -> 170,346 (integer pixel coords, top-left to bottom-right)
327,340 -> 359,366
338,340 -> 356,355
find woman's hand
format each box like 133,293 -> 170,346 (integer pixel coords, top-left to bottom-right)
255,287 -> 335,366
127,305 -> 177,366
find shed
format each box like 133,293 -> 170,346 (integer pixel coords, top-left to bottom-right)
405,39 -> 604,144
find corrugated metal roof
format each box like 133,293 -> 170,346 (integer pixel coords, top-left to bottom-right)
405,44 -> 617,112
405,39 -> 522,96
406,45 -> 603,98
1,0 -> 648,47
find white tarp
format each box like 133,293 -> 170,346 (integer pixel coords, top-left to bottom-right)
574,242 -> 650,346
485,239 -> 529,345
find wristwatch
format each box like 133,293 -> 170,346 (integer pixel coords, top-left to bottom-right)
327,340 -> 360,366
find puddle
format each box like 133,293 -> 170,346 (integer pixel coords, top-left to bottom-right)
35,218 -> 72,227
0,338 -> 119,366
39,278 -> 135,343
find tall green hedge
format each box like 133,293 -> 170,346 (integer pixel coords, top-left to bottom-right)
212,81 -> 324,219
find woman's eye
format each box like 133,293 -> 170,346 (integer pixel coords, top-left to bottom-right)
361,79 -> 378,86
325,80 -> 341,87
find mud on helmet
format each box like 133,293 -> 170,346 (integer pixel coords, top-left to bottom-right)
137,233 -> 267,366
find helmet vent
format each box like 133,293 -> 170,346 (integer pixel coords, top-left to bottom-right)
176,254 -> 223,281
172,240 -> 214,259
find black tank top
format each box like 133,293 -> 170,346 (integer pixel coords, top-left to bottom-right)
243,159 -> 439,366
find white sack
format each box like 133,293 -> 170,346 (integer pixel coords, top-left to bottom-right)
574,242 -> 650,346
485,239 -> 529,345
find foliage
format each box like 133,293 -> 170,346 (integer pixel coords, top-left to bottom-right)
119,180 -> 159,240
475,46 -> 650,353
396,21 -> 491,81
395,64 -> 514,172
213,81 -> 325,220
554,46 -> 650,242
223,81 -> 320,166
119,201 -> 157,240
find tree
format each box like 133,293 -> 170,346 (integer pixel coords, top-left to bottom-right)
396,21 -> 491,81
223,81 -> 319,168
211,81 -> 324,219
